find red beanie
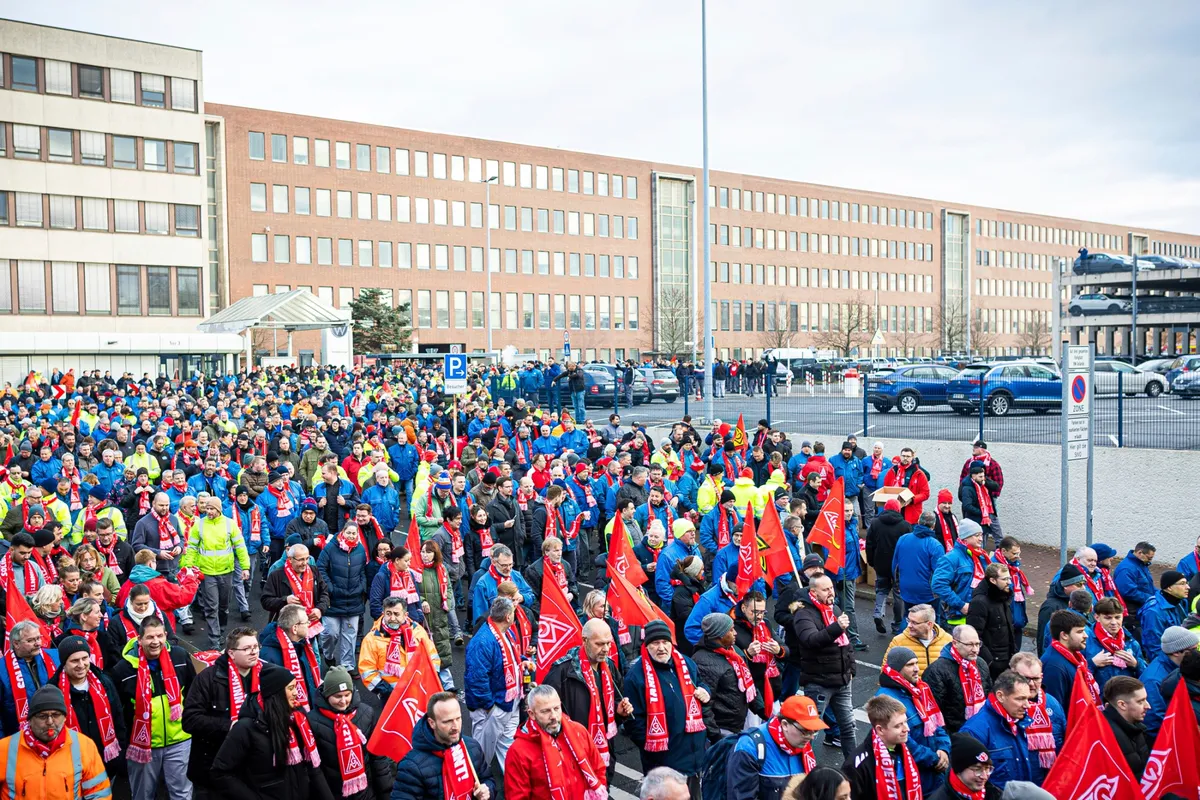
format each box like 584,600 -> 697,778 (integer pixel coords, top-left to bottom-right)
884,499 -> 902,512
739,467 -> 753,479
937,489 -> 953,504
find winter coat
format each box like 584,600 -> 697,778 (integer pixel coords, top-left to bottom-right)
390,719 -> 495,800
788,587 -> 855,688
655,538 -> 702,607
259,621 -> 325,706
311,478 -> 358,533
1139,590 -> 1188,662
541,647 -> 626,742
928,780 -> 1003,800
109,638 -> 195,750
1102,703 -> 1151,780
683,580 -> 738,646
923,643 -> 993,734
883,461 -> 931,524
0,727 -> 111,800
622,651 -> 712,776
468,563 -> 533,627
1112,551 -> 1156,616
523,557 -> 579,617
181,653 -> 254,787
211,692 -> 334,800
698,505 -> 741,555
416,565 -> 453,667
892,525 -> 944,604
1141,653 -> 1177,736
1082,628 -> 1146,688
307,690 -> 393,800
464,619 -> 520,713
882,626 -> 954,676
959,700 -> 1044,789
0,649 -> 60,736
485,494 -> 525,567
692,640 -> 766,733
864,509 -> 910,579
358,618 -> 440,695
829,452 -> 865,497
876,671 -> 952,795
669,567 -> 704,654
931,542 -> 989,623
51,664 -> 126,772
726,721 -> 813,800
843,735 -> 922,800
316,540 -> 368,618
504,716 -> 607,800
959,476 -> 1000,527
1034,579 -> 1071,656
966,580 -> 1017,679
261,563 -> 331,622
360,483 -> 402,533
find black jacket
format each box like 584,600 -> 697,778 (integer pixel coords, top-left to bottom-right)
180,654 -> 248,787
865,509 -> 911,577
923,648 -> 994,734
788,588 -> 855,688
966,580 -> 1017,680
542,646 -> 627,742
669,565 -> 705,657
1102,704 -> 1151,780
614,480 -> 649,513
307,691 -> 393,800
109,642 -> 197,740
522,556 -> 579,617
211,693 -> 334,800
485,494 -> 524,563
692,641 -> 766,734
928,780 -> 1003,800
391,715 -> 496,800
774,577 -> 805,668
50,665 -> 126,771
844,735 -> 920,800
261,564 -> 331,621
732,606 -> 785,710
1034,580 -> 1072,656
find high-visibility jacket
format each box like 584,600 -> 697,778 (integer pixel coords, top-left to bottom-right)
357,618 -> 440,692
37,496 -> 71,531
68,505 -> 127,546
696,475 -> 725,516
0,480 -> 30,508
179,514 -> 251,576
124,451 -> 161,483
730,476 -> 759,518
0,727 -> 111,800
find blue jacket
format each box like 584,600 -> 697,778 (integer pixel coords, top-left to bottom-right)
698,506 -> 741,555
361,484 -> 402,533
633,502 -> 674,540
675,471 -> 701,512
931,543 -> 989,623
316,539 -> 368,617
622,653 -> 710,775
1112,551 -> 1156,612
1141,653 -> 1177,736
892,526 -> 943,605
469,567 -> 534,626
785,453 -> 809,485
564,476 -> 599,528
1139,591 -> 1188,662
1082,628 -> 1145,689
829,453 -> 864,497
684,581 -> 737,645
860,453 -> 889,493
726,724 -> 811,800
1176,551 -> 1199,580
0,650 -> 60,736
388,443 -> 420,483
834,514 -> 862,583
311,479 -> 359,533
959,700 -> 1044,789
1040,644 -> 1098,710
368,563 -> 426,621
532,436 -> 559,458
186,472 -> 231,511
876,681 -> 951,794
1034,690 -> 1067,750
29,457 -> 62,488
655,539 -> 701,607
254,486 -> 303,540
464,620 -> 519,713
258,621 -> 323,708
556,429 -> 588,456
88,462 -> 125,496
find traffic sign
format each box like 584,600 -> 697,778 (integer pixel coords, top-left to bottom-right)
871,330 -> 885,347
1066,415 -> 1089,443
1066,345 -> 1090,373
563,331 -> 571,359
1067,373 -> 1089,415
443,354 -> 468,395
1067,438 -> 1089,461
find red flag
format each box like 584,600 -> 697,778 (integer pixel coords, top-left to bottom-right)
758,497 -> 797,586
70,398 -> 81,429
607,513 -> 648,587
1066,660 -> 1100,732
1043,691 -> 1145,800
4,571 -> 46,650
731,414 -> 748,454
366,640 -> 444,762
806,477 -> 846,574
405,517 -> 423,578
735,502 -> 764,598
534,568 -> 583,683
608,564 -> 675,641
1141,678 -> 1200,799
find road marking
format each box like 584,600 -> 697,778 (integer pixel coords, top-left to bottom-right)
852,424 -> 876,436
1158,404 -> 1185,416
834,410 -> 858,414
615,762 -> 642,781
613,786 -> 639,800
1108,435 -> 1119,446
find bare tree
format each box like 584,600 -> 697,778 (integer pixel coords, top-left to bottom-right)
655,286 -> 692,359
757,295 -> 799,351
933,299 -> 968,354
1019,311 -> 1051,356
811,291 -> 872,356
970,309 -> 997,356
893,315 -> 931,357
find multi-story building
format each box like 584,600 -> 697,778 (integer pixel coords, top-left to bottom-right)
0,20 -> 242,380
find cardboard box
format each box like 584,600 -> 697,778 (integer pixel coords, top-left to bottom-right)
872,486 -> 914,506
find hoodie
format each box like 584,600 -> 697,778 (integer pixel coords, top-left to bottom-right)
892,524 -> 944,604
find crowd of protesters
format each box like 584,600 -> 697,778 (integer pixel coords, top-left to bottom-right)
0,361 -> 1190,800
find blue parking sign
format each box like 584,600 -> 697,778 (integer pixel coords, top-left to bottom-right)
444,354 -> 468,394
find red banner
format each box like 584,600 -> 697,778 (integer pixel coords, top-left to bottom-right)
806,477 -> 846,574
1141,677 -> 1200,799
366,641 -> 444,762
534,568 -> 583,683
607,513 -> 648,586
1043,670 -> 1145,800
735,502 -> 764,598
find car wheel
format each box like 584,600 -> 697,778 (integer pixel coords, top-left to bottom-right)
873,403 -> 891,413
664,396 -> 677,403
988,393 -> 1011,417
897,393 -> 919,414
1108,304 -> 1123,312
1069,306 -> 1082,316
1146,382 -> 1163,397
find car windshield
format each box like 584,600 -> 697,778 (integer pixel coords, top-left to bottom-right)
653,370 -> 675,379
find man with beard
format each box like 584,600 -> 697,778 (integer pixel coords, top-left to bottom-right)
485,476 -> 526,573
505,685 -> 607,800
967,563 -> 1017,680
788,574 -> 857,761
1040,610 -> 1100,711
923,625 -> 992,735
882,447 -> 931,525
392,691 -> 497,800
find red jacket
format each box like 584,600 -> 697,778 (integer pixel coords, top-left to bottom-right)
341,454 -> 366,491
884,462 -> 930,524
503,717 -> 606,800
800,455 -> 834,501
115,569 -> 201,618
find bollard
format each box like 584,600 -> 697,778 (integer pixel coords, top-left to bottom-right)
613,379 -> 620,415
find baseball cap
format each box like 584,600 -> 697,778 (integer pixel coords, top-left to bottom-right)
780,695 -> 828,731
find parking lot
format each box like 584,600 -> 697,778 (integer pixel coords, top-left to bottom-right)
613,386 -> 1200,450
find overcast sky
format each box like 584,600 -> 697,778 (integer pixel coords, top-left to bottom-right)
9,1 -> 1200,234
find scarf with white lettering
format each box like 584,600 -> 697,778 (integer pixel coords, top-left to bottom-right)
580,652 -> 617,766
228,661 -> 261,724
872,729 -> 922,800
127,645 -> 182,764
640,644 -> 703,752
524,716 -> 607,800
881,664 -> 944,736
951,646 -> 985,719
58,668 -> 120,761
316,706 -> 368,796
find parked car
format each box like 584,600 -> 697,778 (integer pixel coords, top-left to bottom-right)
868,364 -> 962,413
1072,253 -> 1147,274
1173,370 -> 1200,398
1135,254 -> 1188,270
947,361 -> 1061,417
637,367 -> 679,403
1136,295 -> 1200,314
773,358 -> 824,383
1138,357 -> 1179,375
1165,355 -> 1200,386
586,364 -> 651,405
1092,360 -> 1166,397
1069,293 -> 1131,315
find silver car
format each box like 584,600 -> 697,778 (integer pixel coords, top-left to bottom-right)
638,367 -> 679,402
1093,360 -> 1166,397
1068,293 -> 1130,315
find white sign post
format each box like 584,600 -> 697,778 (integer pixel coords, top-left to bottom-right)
1060,344 -> 1094,561
444,354 -> 468,447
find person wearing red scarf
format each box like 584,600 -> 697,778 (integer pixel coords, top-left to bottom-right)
877,646 -> 950,794
391,690 -> 497,800
51,636 -> 124,768
845,695 -> 923,800
726,695 -> 824,800
933,489 -> 959,553
109,615 -> 197,800
525,537 -> 580,615
732,591 -> 785,721
0,683 -> 112,800
359,597 -> 441,699
1083,597 -> 1145,688
939,733 -> 1003,800
959,670 -> 1046,788
960,464 -> 1000,549
505,685 -> 607,800
464,597 -> 530,772
692,612 -> 766,735
0,620 -> 60,736
1040,609 -> 1101,711
308,665 -> 392,799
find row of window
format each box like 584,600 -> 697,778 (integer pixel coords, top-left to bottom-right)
975,249 -> 1062,272
247,133 -> 639,197
712,262 -> 939,295
711,224 -> 934,261
2,192 -> 200,237
710,300 -> 936,336
0,122 -> 199,174
976,218 -> 1123,253
246,183 -> 641,239
0,53 -> 197,112
709,186 -> 934,232
0,261 -> 201,316
1153,240 -> 1199,259
975,307 -> 1049,336
975,278 -> 1052,301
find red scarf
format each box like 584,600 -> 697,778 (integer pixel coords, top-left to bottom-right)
868,455 -> 885,481
267,484 -> 294,516
95,539 -> 123,576
991,550 -> 1030,602
5,650 -> 55,728
542,503 -> 562,540
246,505 -> 262,543
525,717 -> 606,800
872,730 -> 922,800
571,476 -> 596,508
640,644 -> 704,752
811,598 -> 849,647
1098,565 -> 1129,615
20,722 -> 68,761
388,563 -> 419,604
153,511 -> 178,552
317,707 -> 368,796
544,557 -> 568,593
517,486 -> 537,510
436,738 -> 477,800
127,646 -> 182,764
510,605 -> 533,656
0,552 -> 40,596
972,481 -> 993,526
1050,641 -> 1100,702
285,562 -> 316,611
275,626 -> 321,711
514,438 -> 532,467
82,501 -> 106,533
936,511 -> 956,553
767,716 -> 816,772
1092,620 -> 1130,657
433,563 -> 450,611
228,661 -> 261,723
1071,558 -> 1106,602
58,669 -> 120,761
949,770 -> 983,800
490,621 -> 520,702
136,486 -> 152,516
882,664 -> 945,736
1025,690 -> 1058,769
258,695 -> 320,767
714,646 -> 756,703
79,629 -> 104,670
951,646 -> 986,719
443,520 -> 464,563
475,523 -> 494,558
579,653 -> 617,766
964,543 -> 987,588
176,511 -> 196,544
383,621 -> 416,677
717,507 -> 732,550
62,467 -> 82,510
30,549 -> 57,585
750,621 -> 780,712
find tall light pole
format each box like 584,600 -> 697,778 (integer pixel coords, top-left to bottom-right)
482,175 -> 498,357
700,0 -> 714,422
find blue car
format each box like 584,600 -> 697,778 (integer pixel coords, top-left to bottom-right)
1164,355 -> 1200,387
947,361 -> 1061,417
868,364 -> 961,413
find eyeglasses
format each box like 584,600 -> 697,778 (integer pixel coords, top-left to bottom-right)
231,644 -> 261,653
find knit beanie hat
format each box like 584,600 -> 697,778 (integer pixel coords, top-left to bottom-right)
937,489 -> 953,504
957,519 -> 984,541
1059,563 -> 1086,586
1161,570 -> 1186,591
28,685 -> 67,716
884,499 -> 901,512
642,620 -> 672,645
886,646 -> 917,672
681,556 -> 703,579
1000,782 -> 1055,800
321,666 -> 354,698
435,471 -> 453,491
258,663 -> 295,699
719,489 -> 736,504
701,613 -> 734,642
57,636 -> 91,665
1161,626 -> 1200,656
949,733 -> 992,774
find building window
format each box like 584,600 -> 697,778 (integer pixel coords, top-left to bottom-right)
143,139 -> 167,171
552,168 -> 564,191
315,189 -> 331,217
248,131 -> 266,160
397,242 -> 411,269
335,141 -> 351,169
115,265 -> 141,314
112,200 -> 138,232
11,57 -> 38,92
17,261 -> 46,313
274,235 -> 290,263
436,290 -> 449,327
414,151 -> 428,177
175,205 -> 199,237
296,236 -> 312,264
50,262 -> 78,313
77,65 -> 104,98
395,149 -> 409,175
295,187 -> 310,215
293,137 -> 309,165
147,267 -> 171,315
139,74 -> 165,107
13,125 -> 40,160
271,134 -> 286,162
379,241 -> 392,267
81,197 -> 107,231
251,233 -> 267,262
250,184 -> 266,212
113,136 -> 136,169
338,239 -> 353,266
48,129 -> 73,163
354,143 -> 369,171
337,191 -> 351,218
177,268 -> 200,315
83,263 -> 109,314
317,238 -> 333,265
314,139 -> 330,167
106,68 -> 133,103
15,193 -> 43,227
172,141 -> 197,174
48,196 -> 75,230
272,185 -> 289,214
568,170 -> 579,193
417,290 -> 431,328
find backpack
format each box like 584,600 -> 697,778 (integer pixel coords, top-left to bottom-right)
700,727 -> 765,800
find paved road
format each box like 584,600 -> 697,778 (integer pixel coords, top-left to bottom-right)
609,391 -> 1200,450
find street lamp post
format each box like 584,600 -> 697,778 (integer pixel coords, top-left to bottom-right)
700,0 -> 714,422
482,175 -> 498,357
